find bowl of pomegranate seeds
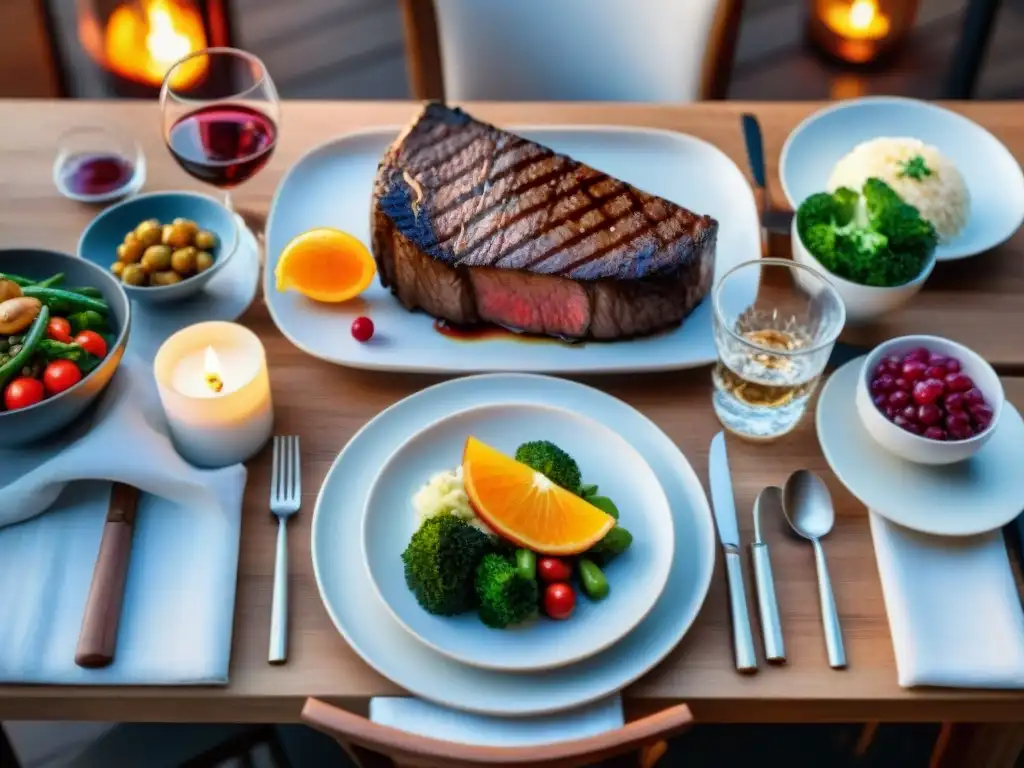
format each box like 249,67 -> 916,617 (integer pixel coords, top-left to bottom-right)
856,335 -> 1004,464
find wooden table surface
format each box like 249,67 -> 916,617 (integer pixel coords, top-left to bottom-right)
1,101 -> 1023,724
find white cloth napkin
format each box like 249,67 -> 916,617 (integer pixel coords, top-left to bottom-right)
0,354 -> 246,684
370,696 -> 624,747
869,511 -> 1024,689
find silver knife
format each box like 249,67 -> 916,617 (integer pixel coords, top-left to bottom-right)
740,113 -> 795,242
752,486 -> 786,663
709,432 -> 758,673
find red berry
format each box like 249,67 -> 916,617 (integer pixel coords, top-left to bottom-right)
946,413 -> 973,440
928,353 -> 948,367
894,415 -> 922,434
351,316 -> 374,342
962,387 -> 984,406
969,403 -> 994,430
918,403 -> 942,426
902,361 -> 928,382
884,405 -> 897,420
945,358 -> 961,373
870,375 -> 895,395
925,365 -> 947,380
923,426 -> 947,441
888,390 -> 911,408
543,583 -> 576,620
872,394 -> 888,411
900,404 -> 918,423
903,347 -> 930,364
945,373 -> 973,393
913,378 -> 945,406
894,377 -> 910,392
944,392 -> 965,412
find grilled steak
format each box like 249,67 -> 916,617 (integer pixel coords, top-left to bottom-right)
371,103 -> 718,340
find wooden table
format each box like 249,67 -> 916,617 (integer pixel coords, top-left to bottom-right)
1,102 -> 1023,743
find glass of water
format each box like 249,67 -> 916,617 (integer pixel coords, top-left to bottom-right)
712,258 -> 846,441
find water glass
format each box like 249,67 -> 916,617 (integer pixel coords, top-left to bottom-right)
712,258 -> 846,440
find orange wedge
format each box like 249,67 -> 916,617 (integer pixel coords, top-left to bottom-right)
462,436 -> 615,556
275,227 -> 376,303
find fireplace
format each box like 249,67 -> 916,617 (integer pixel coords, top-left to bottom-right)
41,0 -> 236,98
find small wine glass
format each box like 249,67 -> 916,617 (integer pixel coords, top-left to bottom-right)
159,47 -> 280,225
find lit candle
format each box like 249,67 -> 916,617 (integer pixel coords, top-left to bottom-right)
823,0 -> 891,41
154,322 -> 273,468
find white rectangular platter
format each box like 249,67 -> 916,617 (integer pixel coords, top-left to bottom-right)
264,125 -> 760,373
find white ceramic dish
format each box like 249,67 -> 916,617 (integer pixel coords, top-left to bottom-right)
817,357 -> 1024,537
780,97 -> 1024,263
362,403 -> 674,673
790,217 -> 936,325
265,125 -> 760,373
311,374 -> 716,716
855,336 -> 1003,465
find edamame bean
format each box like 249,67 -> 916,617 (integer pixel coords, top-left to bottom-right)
578,558 -> 609,600
515,548 -> 536,581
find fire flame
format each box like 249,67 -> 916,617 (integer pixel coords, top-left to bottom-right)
103,0 -> 209,89
204,346 -> 224,393
848,0 -> 877,30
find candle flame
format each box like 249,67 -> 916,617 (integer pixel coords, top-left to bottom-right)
204,346 -> 224,393
849,0 -> 877,30
101,0 -> 209,89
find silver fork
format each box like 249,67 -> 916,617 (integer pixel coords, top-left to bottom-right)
269,435 -> 301,664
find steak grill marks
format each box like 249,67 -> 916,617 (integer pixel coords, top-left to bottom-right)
399,116 -> 690,278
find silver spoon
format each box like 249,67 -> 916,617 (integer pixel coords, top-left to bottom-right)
782,470 -> 847,669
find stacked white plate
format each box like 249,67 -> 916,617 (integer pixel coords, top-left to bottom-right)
311,373 -> 717,716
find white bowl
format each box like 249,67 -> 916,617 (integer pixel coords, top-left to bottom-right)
855,335 -> 1004,465
791,217 -> 936,325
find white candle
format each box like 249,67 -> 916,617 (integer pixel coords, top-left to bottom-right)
154,321 -> 273,468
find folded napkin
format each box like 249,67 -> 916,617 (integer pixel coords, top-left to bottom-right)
370,696 -> 624,747
870,511 -> 1024,688
0,354 -> 246,684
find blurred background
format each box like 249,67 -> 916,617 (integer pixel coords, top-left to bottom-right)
1,0 -> 1020,103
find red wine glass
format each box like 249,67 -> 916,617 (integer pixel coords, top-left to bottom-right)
159,48 -> 280,220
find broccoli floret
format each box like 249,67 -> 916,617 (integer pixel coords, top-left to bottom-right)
475,553 -> 538,628
514,440 -> 581,492
796,178 -> 937,288
402,515 -> 492,616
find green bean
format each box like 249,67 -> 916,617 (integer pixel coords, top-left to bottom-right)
587,526 -> 633,565
578,558 -> 609,601
35,273 -> 65,289
37,339 -> 101,373
67,286 -> 103,299
0,273 -> 34,287
514,548 -> 536,581
0,305 -> 49,388
21,286 -> 108,315
587,495 -> 619,520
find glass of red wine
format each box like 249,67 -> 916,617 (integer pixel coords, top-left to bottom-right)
159,48 -> 279,220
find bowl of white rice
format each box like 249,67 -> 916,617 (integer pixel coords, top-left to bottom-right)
827,137 -> 968,242
780,97 -> 1024,261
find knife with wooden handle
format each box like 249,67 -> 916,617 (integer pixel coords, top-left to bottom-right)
75,483 -> 139,669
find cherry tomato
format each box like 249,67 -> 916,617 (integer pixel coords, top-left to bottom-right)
4,377 -> 44,411
43,359 -> 82,395
46,316 -> 72,343
537,557 -> 572,583
351,316 -> 374,342
74,330 -> 107,358
543,583 -> 576,620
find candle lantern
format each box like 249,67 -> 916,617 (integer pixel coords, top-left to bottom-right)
807,0 -> 920,65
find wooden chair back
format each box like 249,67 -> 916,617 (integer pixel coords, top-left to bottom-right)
301,698 -> 693,768
399,0 -> 743,102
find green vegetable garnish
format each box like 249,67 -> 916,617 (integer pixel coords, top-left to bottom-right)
897,155 -> 933,181
475,553 -> 538,628
36,340 -> 102,373
401,515 -> 492,616
586,525 -> 633,565
796,178 -> 938,288
587,495 -> 619,520
514,440 -> 581,492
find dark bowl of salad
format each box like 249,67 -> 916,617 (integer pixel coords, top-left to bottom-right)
0,248 -> 130,446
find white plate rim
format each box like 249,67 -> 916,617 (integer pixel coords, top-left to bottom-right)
779,95 -> 1024,263
816,357 -> 1024,537
310,372 -> 716,716
264,123 -> 760,373
360,401 -> 675,673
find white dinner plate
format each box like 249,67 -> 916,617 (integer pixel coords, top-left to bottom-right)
266,124 -> 760,373
312,374 -> 716,716
780,97 -> 1024,262
817,358 -> 1024,537
362,403 -> 674,672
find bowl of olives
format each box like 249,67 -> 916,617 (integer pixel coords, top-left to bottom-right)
78,191 -> 240,304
